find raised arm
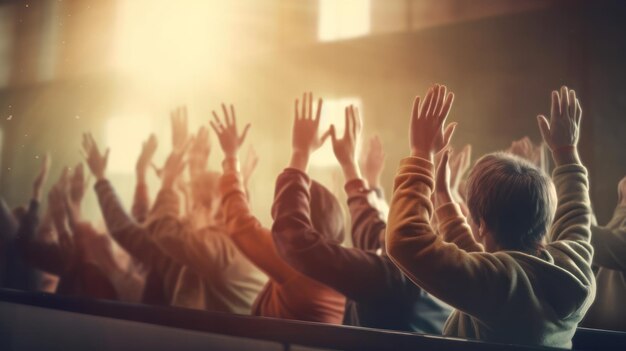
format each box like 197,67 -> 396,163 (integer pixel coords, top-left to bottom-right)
272,93 -> 400,301
434,147 -> 483,252
211,109 -> 296,283
16,158 -> 70,275
132,134 -> 157,223
589,177 -> 626,271
83,133 -> 170,271
329,106 -> 387,251
537,87 -> 592,251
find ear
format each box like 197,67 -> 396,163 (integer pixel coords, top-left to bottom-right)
477,218 -> 488,238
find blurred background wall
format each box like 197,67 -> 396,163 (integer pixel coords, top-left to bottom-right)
0,0 -> 624,226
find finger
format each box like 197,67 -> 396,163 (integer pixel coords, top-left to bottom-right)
426,85 -> 440,117
103,148 -> 110,168
568,89 -> 576,119
411,96 -> 421,125
230,104 -> 236,128
575,99 -> 582,124
420,88 -> 433,118
438,92 -> 455,127
537,115 -> 551,144
442,123 -> 457,148
432,85 -> 446,117
307,92 -> 313,121
211,111 -> 224,130
221,103 -> 229,125
239,123 -> 251,144
320,127 -> 332,144
354,106 -> 362,135
301,93 -> 306,120
314,98 -> 323,124
209,121 -> 221,136
549,91 -> 559,120
349,106 -> 357,139
344,106 -> 350,140
295,99 -> 300,120
560,86 -> 569,118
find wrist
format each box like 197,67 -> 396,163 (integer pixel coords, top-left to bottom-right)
289,150 -> 310,172
435,190 -> 454,207
222,156 -> 240,173
552,146 -> 580,166
341,162 -> 362,182
410,148 -> 432,161
136,172 -> 146,184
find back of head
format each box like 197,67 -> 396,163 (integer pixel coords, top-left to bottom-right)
191,171 -> 221,209
466,152 -> 556,253
310,180 -> 345,244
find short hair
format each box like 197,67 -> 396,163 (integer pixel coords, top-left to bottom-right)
310,180 -> 345,244
466,152 -> 556,252
191,171 -> 221,208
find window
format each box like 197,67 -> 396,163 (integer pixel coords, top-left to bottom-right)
318,0 -> 371,42
310,97 -> 363,167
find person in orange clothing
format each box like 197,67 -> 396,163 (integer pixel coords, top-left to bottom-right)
210,104 -> 346,324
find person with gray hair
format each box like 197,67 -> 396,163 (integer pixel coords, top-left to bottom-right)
386,84 -> 595,348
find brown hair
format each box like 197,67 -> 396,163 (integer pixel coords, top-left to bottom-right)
466,152 -> 556,253
310,180 -> 345,244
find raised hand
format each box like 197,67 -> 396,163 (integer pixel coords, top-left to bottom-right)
136,134 -> 158,180
242,145 -> 259,186
48,169 -> 73,251
537,86 -> 582,165
32,153 -> 51,201
189,127 -> 210,177
618,176 -> 626,207
449,144 -> 471,199
210,103 -> 250,159
360,135 -> 386,189
290,92 -> 330,171
409,84 -> 456,160
171,106 -> 189,151
330,105 -> 362,181
69,163 -> 88,209
161,141 -> 190,189
82,133 -> 109,181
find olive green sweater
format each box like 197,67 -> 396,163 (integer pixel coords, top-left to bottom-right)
386,156 -> 595,348
583,204 -> 626,331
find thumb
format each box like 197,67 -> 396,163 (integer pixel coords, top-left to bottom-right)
239,123 -> 251,145
320,126 -> 333,144
442,122 -> 458,148
536,115 -> 551,146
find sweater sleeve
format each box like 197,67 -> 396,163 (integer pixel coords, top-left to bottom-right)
345,179 -> 387,251
271,168 -> 403,302
386,157 -> 531,318
386,156 -> 594,319
131,181 -> 150,223
544,163 -> 594,269
436,202 -> 484,252
14,200 -> 68,275
149,188 -> 232,276
220,170 -> 297,284
94,179 -> 170,272
590,205 -> 626,271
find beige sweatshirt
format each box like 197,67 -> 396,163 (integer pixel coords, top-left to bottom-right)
583,204 -> 626,331
386,156 -> 595,348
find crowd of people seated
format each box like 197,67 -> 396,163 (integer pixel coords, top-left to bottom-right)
1,84 -> 624,348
